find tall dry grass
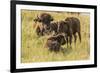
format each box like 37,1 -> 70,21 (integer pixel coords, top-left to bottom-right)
21,10 -> 90,63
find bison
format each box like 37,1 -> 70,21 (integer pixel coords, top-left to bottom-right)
57,17 -> 81,47
46,34 -> 66,52
34,13 -> 54,36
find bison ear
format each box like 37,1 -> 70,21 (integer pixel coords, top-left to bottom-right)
34,18 -> 38,23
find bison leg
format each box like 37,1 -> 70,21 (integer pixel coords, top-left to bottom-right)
64,34 -> 68,48
73,33 -> 77,45
78,32 -> 81,42
66,37 -> 68,48
69,35 -> 72,47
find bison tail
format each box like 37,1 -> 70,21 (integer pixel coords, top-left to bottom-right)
78,32 -> 81,42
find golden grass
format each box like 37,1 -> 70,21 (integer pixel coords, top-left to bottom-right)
21,10 -> 90,63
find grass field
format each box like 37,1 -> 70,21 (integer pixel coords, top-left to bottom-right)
21,10 -> 90,63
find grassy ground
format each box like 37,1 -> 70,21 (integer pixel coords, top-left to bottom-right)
21,10 -> 90,63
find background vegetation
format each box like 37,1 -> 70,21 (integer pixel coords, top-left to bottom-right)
21,10 -> 90,63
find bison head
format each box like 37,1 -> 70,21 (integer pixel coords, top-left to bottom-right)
34,13 -> 54,25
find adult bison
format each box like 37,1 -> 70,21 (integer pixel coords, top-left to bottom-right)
57,17 -> 81,47
46,34 -> 66,52
34,13 -> 54,36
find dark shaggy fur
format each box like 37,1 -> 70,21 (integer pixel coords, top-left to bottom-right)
36,25 -> 44,36
34,13 -> 54,36
57,17 -> 81,46
49,21 -> 58,35
46,34 -> 66,52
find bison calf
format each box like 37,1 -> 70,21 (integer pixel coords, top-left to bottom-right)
46,34 -> 66,52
